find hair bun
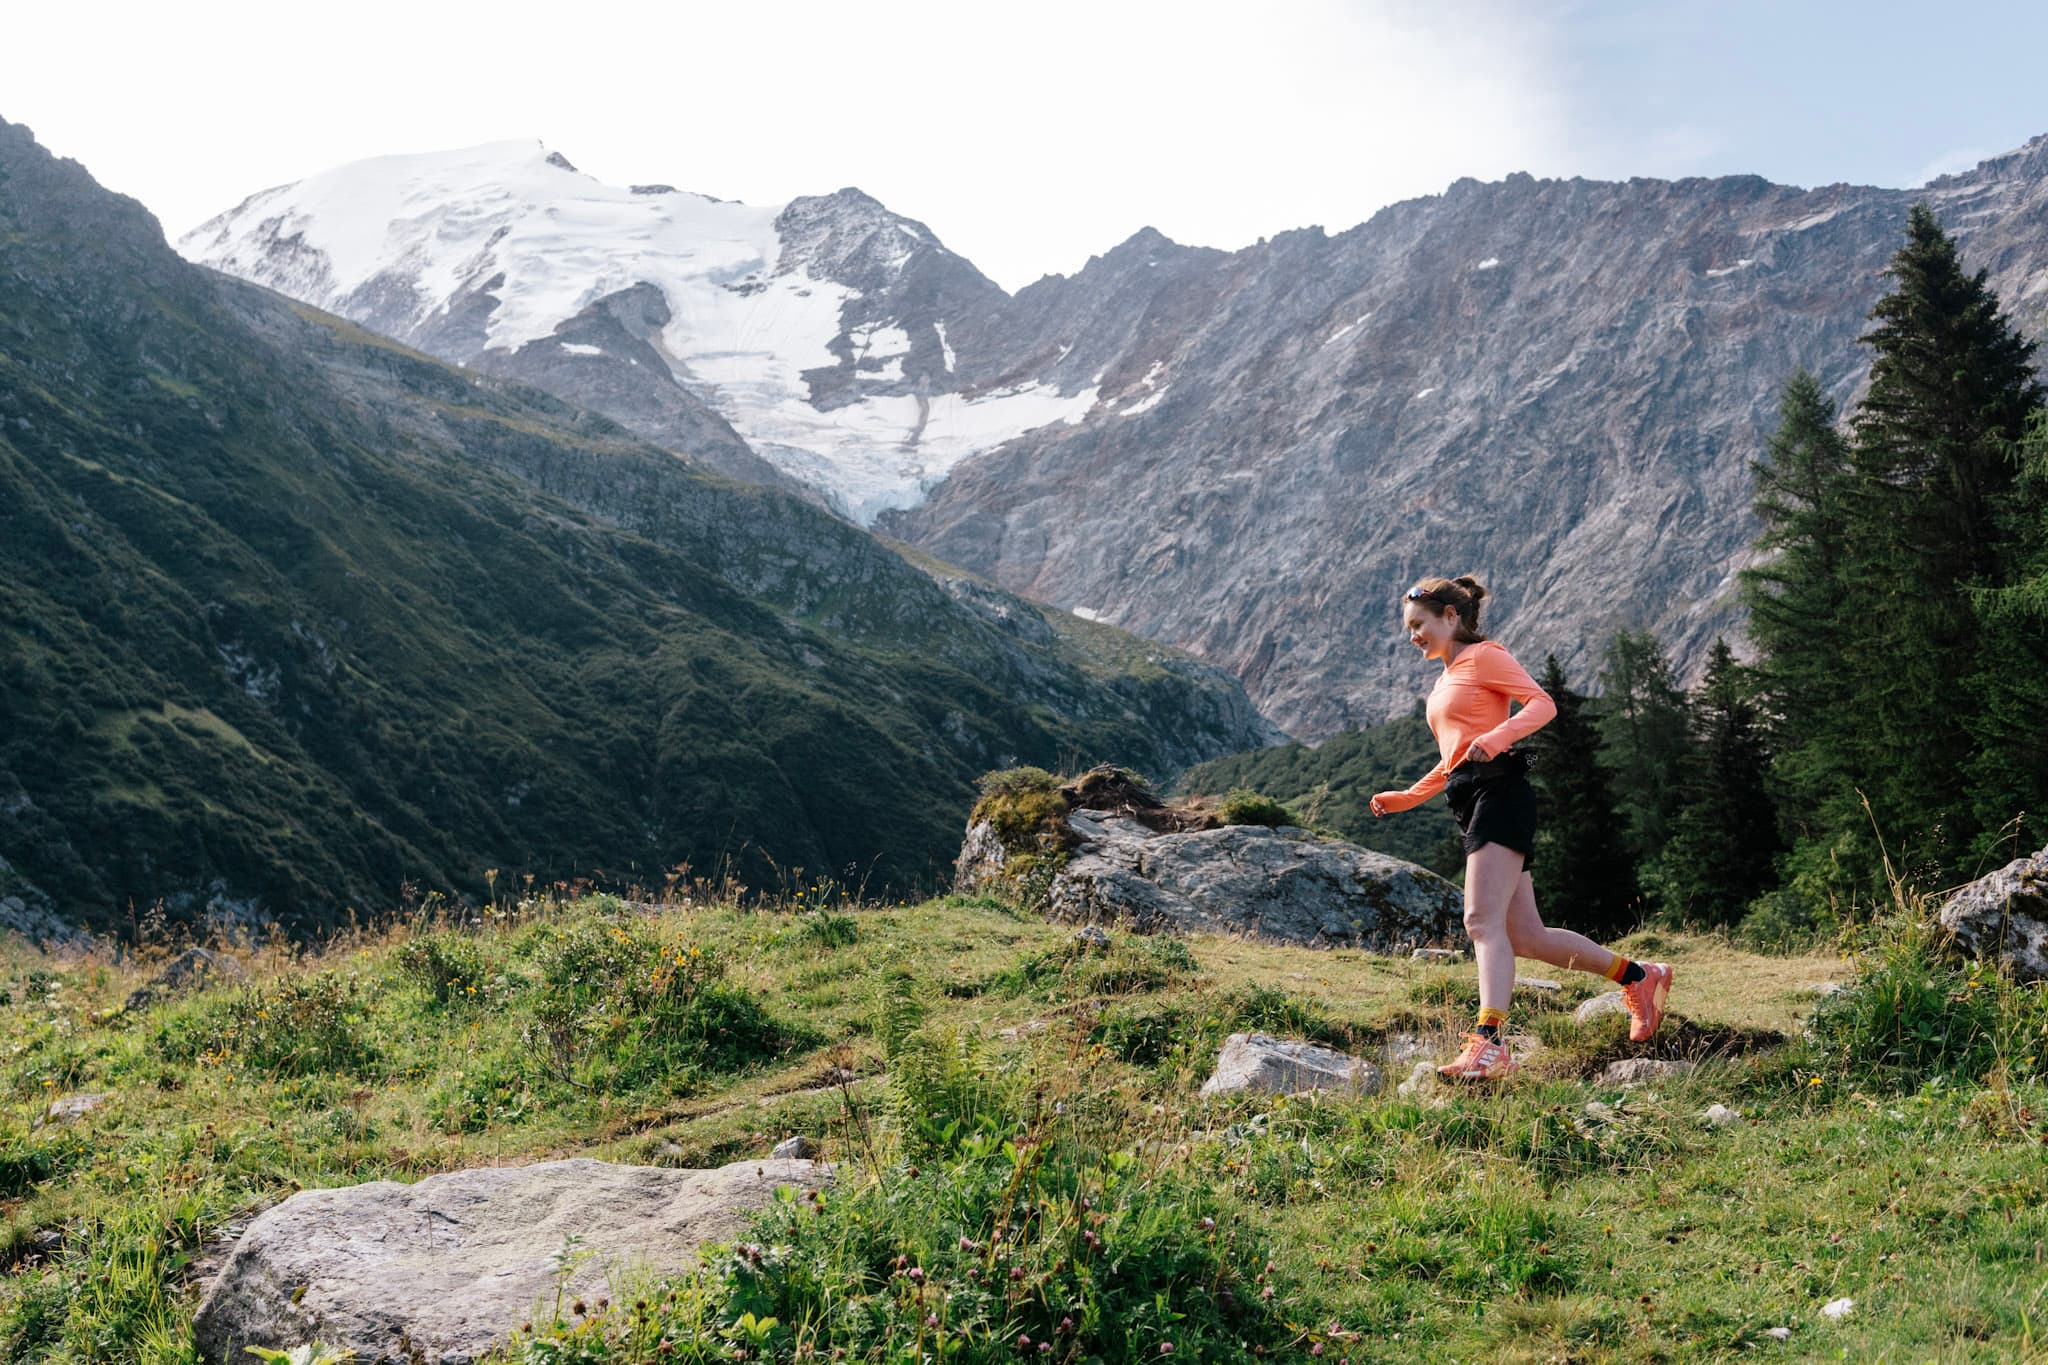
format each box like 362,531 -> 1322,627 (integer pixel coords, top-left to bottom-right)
1453,575 -> 1487,603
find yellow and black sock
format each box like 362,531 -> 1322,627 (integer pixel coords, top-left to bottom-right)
1605,956 -> 1647,986
1474,1007 -> 1507,1041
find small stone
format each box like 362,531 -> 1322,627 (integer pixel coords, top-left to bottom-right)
1410,948 -> 1464,964
1201,1032 -> 1380,1098
822,1066 -> 858,1086
1795,980 -> 1845,997
44,1092 -> 110,1124
1395,1061 -> 1440,1098
1820,1297 -> 1855,1320
1599,1058 -> 1695,1087
1699,1103 -> 1740,1128
1574,990 -> 1629,1024
1515,977 -> 1562,992
1072,925 -> 1112,951
1380,1032 -> 1433,1066
1764,1326 -> 1792,1341
771,1135 -> 819,1160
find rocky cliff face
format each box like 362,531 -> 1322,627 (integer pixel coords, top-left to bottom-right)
883,141 -> 2048,738
180,135 -> 2048,740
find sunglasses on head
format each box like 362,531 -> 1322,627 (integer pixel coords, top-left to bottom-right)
1404,588 -> 1439,603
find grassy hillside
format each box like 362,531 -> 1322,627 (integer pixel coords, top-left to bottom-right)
0,116 -> 1271,935
1178,714 -> 1466,876
4,877 -> 2043,1362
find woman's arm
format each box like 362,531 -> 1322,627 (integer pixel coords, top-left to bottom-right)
1371,754 -> 1448,815
1469,645 -> 1556,755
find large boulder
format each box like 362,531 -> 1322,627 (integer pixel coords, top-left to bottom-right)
1040,809 -> 1464,950
1937,844 -> 2048,982
192,1157 -> 829,1364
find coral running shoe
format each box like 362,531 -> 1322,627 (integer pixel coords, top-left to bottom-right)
1621,963 -> 1673,1042
1436,1032 -> 1519,1082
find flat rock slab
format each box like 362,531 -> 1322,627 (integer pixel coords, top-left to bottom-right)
1937,844 -> 2048,982
44,1092 -> 110,1125
1599,1058 -> 1696,1087
1201,1032 -> 1381,1098
1046,812 -> 1466,951
192,1157 -> 829,1364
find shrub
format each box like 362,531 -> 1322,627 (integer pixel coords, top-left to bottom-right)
511,1123 -> 1292,1364
969,767 -> 1070,848
395,934 -> 493,1006
1805,915 -> 2048,1089
1089,1005 -> 1185,1066
154,972 -> 382,1078
1217,787 -> 1298,828
987,934 -> 1199,1001
1227,984 -> 1350,1048
522,921 -> 814,1096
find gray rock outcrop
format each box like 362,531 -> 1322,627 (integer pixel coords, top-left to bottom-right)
1035,809 -> 1465,950
1200,1032 -> 1381,1098
1937,844 -> 2048,982
191,1157 -> 829,1365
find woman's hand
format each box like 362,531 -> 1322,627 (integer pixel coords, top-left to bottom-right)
1369,792 -> 1404,817
1467,741 -> 1493,762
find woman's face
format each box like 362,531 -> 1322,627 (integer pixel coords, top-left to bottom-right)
1401,599 -> 1460,661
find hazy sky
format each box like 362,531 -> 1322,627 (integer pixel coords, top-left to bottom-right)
8,0 -> 2046,291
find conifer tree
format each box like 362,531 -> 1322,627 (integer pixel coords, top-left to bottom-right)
1594,627 -> 1690,863
1527,654 -> 1638,939
1738,371 -> 1876,904
1961,410 -> 2048,861
1845,202 -> 2043,881
1646,638 -> 1780,928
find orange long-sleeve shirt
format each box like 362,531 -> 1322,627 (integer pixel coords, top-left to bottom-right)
1378,639 -> 1556,813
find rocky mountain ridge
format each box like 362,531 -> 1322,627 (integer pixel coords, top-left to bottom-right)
886,136 -> 2048,736
179,134 -> 2048,738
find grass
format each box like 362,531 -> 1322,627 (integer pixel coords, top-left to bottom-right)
1,885 -> 2043,1363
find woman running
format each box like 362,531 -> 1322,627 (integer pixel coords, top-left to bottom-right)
1369,575 -> 1671,1081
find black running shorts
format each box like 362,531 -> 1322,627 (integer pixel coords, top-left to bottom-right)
1444,751 -> 1538,870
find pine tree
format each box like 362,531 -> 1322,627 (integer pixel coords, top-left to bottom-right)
1960,410 -> 2048,863
1527,654 -> 1638,939
1646,638 -> 1780,928
1738,370 -> 1878,909
1593,627 -> 1691,863
1846,202 -> 2044,882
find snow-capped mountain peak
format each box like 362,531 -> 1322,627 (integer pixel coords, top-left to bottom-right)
177,142 -> 1098,521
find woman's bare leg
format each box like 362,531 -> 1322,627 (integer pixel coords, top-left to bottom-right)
1463,843 -> 1525,1013
1503,870 -> 1618,977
